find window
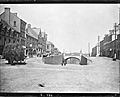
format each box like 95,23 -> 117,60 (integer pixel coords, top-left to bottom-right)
4,38 -> 6,41
14,21 -> 16,27
9,39 -> 11,43
13,40 -> 15,43
4,38 -> 6,45
17,39 -> 19,42
47,45 -> 49,49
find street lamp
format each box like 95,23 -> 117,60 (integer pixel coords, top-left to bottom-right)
88,42 -> 90,57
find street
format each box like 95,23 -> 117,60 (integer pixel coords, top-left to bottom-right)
0,56 -> 119,93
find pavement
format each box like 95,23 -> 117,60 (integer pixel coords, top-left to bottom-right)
0,56 -> 119,93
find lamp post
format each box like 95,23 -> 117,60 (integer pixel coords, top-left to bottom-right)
88,42 -> 90,57
118,8 -> 120,34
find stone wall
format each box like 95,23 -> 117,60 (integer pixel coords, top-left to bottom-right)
43,55 -> 63,65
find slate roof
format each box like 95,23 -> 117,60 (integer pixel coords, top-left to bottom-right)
32,27 -> 45,37
46,41 -> 54,47
26,27 -> 38,40
46,41 -> 53,45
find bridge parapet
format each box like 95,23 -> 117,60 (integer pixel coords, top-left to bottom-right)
64,55 -> 81,60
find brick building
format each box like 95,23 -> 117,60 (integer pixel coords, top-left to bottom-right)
32,28 -> 47,54
0,8 -> 26,54
92,31 -> 120,59
53,48 -> 61,55
91,45 -> 97,56
0,7 -> 55,57
20,19 -> 26,46
46,41 -> 61,55
46,41 -> 54,54
0,19 -> 21,54
26,24 -> 38,55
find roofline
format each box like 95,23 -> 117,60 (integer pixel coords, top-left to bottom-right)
26,28 -> 38,40
11,12 -> 26,24
20,18 -> 27,24
26,33 -> 38,40
0,12 -> 5,17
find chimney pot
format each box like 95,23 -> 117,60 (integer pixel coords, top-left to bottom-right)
4,7 -> 10,24
28,24 -> 31,28
5,7 -> 10,11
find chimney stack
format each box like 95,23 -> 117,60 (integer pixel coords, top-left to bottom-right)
4,7 -> 10,24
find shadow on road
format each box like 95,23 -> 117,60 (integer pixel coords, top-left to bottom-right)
5,62 -> 26,65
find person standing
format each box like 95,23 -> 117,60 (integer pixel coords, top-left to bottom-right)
61,53 -> 64,66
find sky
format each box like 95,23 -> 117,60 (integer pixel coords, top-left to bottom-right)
0,4 -> 119,53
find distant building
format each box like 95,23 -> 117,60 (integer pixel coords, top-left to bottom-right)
53,47 -> 61,55
46,41 -> 54,54
32,27 -> 47,54
92,27 -> 120,59
91,46 -> 97,56
100,39 -> 105,56
46,41 -> 61,55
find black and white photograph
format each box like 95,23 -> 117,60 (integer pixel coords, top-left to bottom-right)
0,4 -> 120,94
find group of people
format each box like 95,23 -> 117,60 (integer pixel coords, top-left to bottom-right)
61,59 -> 67,66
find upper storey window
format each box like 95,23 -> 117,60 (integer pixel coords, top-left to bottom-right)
14,21 -> 16,27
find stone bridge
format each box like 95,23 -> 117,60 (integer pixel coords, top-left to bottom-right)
63,55 -> 88,65
64,55 -> 81,64
43,54 -> 88,65
64,55 -> 81,60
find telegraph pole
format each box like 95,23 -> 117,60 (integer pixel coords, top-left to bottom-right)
97,35 -> 100,56
118,8 -> 120,34
113,23 -> 117,61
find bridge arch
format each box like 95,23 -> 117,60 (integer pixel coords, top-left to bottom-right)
64,57 -> 80,64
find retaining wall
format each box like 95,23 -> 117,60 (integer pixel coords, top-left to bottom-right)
43,55 -> 63,65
